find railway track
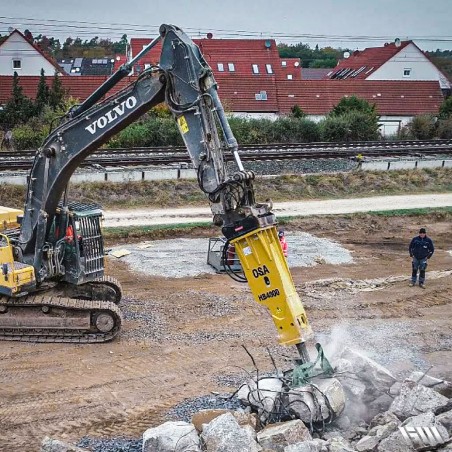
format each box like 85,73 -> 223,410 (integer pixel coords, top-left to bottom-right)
1,139 -> 451,171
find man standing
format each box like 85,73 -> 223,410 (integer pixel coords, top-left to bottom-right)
409,228 -> 434,288
278,230 -> 288,258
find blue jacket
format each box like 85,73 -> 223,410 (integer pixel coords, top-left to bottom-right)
409,236 -> 434,260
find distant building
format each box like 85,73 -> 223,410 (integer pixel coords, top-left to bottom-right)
326,41 -> 451,94
58,57 -> 117,76
0,29 -> 61,76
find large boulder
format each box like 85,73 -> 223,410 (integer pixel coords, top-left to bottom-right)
142,421 -> 200,452
257,419 -> 312,452
438,409 -> 452,435
201,412 -> 259,452
355,435 -> 380,451
338,348 -> 396,394
407,372 -> 452,398
237,377 -> 283,423
378,410 -> 449,451
389,381 -> 450,420
288,378 -> 345,423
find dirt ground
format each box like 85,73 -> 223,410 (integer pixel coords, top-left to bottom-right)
0,214 -> 451,451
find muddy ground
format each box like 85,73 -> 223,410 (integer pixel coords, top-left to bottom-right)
0,214 -> 451,451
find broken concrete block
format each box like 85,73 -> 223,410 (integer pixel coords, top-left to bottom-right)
284,439 -> 327,451
369,411 -> 401,429
237,377 -> 283,422
201,412 -> 259,452
367,420 -> 399,441
41,437 -> 90,452
142,421 -> 200,452
389,380 -> 450,420
355,435 -> 380,451
407,371 -> 452,398
377,430 -> 415,452
401,411 -> 449,445
288,378 -> 345,423
339,348 -> 396,394
333,358 -> 354,374
257,419 -> 312,452
437,409 -> 452,435
388,382 -> 402,397
192,409 -> 230,432
313,377 -> 345,419
326,436 -> 355,452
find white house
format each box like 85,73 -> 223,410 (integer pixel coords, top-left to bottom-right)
0,29 -> 61,76
328,41 -> 451,92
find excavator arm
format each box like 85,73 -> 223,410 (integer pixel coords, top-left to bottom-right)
2,25 -> 311,358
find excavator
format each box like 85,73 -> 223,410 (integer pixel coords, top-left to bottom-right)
0,25 -> 312,362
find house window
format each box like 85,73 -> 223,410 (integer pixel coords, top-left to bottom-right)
266,64 -> 273,74
252,64 -> 259,74
12,59 -> 21,69
281,61 -> 287,67
217,63 -> 224,72
228,63 -> 235,72
287,74 -> 293,80
403,68 -> 411,77
255,90 -> 268,101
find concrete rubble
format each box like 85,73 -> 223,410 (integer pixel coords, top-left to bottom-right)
40,347 -> 452,452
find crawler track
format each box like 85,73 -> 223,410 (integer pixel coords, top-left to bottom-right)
0,296 -> 122,343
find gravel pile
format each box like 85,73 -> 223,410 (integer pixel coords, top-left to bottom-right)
112,233 -> 352,279
226,157 -> 356,175
166,394 -> 242,422
78,436 -> 142,452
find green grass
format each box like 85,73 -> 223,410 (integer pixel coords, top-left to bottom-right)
1,168 -> 451,210
103,208 -> 452,244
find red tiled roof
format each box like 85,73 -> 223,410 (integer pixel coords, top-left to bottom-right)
276,80 -> 443,116
327,41 -> 412,79
130,37 -> 301,80
0,29 -> 64,74
0,76 -> 442,117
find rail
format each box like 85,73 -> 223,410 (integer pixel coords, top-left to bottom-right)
1,139 -> 451,171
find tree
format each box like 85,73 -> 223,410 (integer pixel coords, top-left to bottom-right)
330,95 -> 377,117
49,72 -> 66,110
0,72 -> 35,128
439,96 -> 452,119
290,104 -> 306,118
35,68 -> 50,115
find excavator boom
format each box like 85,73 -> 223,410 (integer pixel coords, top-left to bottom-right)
0,24 -> 311,358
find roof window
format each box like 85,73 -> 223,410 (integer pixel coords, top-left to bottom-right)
281,61 -> 287,67
287,74 -> 293,80
217,63 -> 224,72
252,64 -> 259,74
266,64 -> 273,74
228,63 -> 235,72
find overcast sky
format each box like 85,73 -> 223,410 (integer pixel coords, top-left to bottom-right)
1,0 -> 451,51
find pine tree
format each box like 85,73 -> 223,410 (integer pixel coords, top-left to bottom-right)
35,68 -> 50,115
49,71 -> 65,110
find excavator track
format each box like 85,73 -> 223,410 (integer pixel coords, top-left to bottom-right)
0,295 -> 122,343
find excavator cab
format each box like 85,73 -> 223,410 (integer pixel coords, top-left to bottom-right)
53,202 -> 105,285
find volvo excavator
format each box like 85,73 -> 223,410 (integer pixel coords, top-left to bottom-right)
0,25 -> 312,361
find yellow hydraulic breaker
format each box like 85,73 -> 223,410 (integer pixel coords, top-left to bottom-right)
231,225 -> 312,361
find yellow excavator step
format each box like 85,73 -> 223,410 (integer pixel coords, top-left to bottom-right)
0,206 -> 22,230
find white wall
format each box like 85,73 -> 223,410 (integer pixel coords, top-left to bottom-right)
0,32 -> 58,76
367,43 -> 450,89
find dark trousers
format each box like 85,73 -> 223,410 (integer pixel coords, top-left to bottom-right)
412,257 -> 427,284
